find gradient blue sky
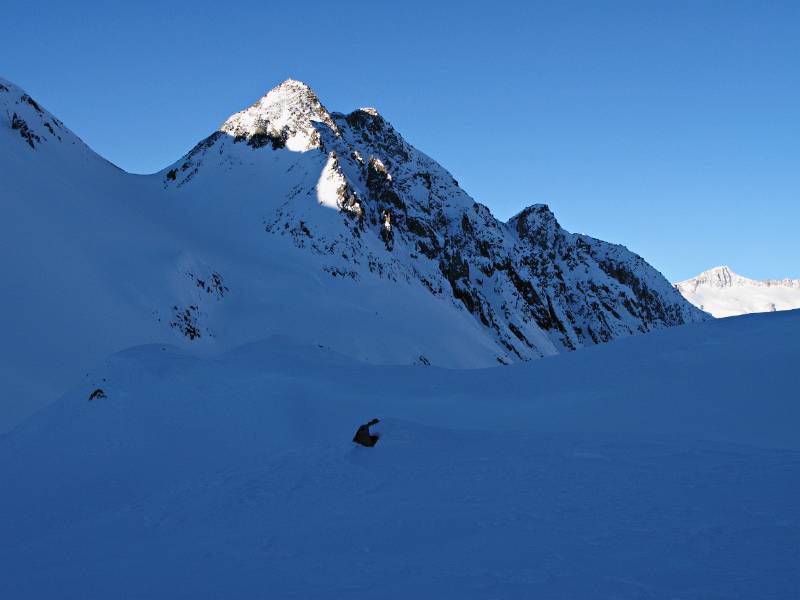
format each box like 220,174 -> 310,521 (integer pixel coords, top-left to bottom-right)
3,0 -> 798,281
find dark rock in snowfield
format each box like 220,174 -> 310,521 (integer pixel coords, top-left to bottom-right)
353,418 -> 380,447
11,113 -> 40,148
170,305 -> 203,340
88,388 -> 107,401
21,94 -> 43,113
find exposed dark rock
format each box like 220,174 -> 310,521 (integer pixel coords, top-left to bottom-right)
247,125 -> 289,150
170,305 -> 202,340
11,113 -> 40,148
88,388 -> 107,401
353,418 -> 380,447
189,270 -> 228,299
20,94 -> 43,113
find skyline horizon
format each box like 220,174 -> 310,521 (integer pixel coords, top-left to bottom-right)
4,1 -> 797,283
4,71 -> 795,284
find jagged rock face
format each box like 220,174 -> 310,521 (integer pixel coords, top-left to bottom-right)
164,79 -> 707,361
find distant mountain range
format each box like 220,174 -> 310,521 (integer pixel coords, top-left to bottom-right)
675,266 -> 800,317
0,76 -> 705,427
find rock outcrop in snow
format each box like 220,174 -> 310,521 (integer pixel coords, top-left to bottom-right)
0,77 -> 92,152
675,266 -> 800,317
1,76 -> 706,428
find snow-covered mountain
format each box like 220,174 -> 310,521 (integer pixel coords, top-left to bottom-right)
1,77 -> 705,429
2,76 -> 797,598
675,266 -> 800,317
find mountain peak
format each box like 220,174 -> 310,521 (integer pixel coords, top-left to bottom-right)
706,265 -> 733,275
675,266 -> 800,317
269,78 -> 317,97
277,77 -> 311,87
704,265 -> 735,285
678,266 -> 740,289
0,76 -> 86,153
508,204 -> 558,239
678,266 -> 800,291
219,79 -> 338,151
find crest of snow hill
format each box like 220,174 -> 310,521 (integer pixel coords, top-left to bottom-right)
2,77 -> 706,371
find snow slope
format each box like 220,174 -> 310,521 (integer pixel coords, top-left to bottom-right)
1,77 -> 705,431
676,266 -> 800,317
1,310 -> 798,599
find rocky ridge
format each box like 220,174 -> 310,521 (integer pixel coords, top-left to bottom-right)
162,79 -> 706,360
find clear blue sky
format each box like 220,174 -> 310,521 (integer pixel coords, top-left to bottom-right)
3,0 -> 798,281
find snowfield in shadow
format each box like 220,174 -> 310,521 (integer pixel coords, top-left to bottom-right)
2,310 -> 798,599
